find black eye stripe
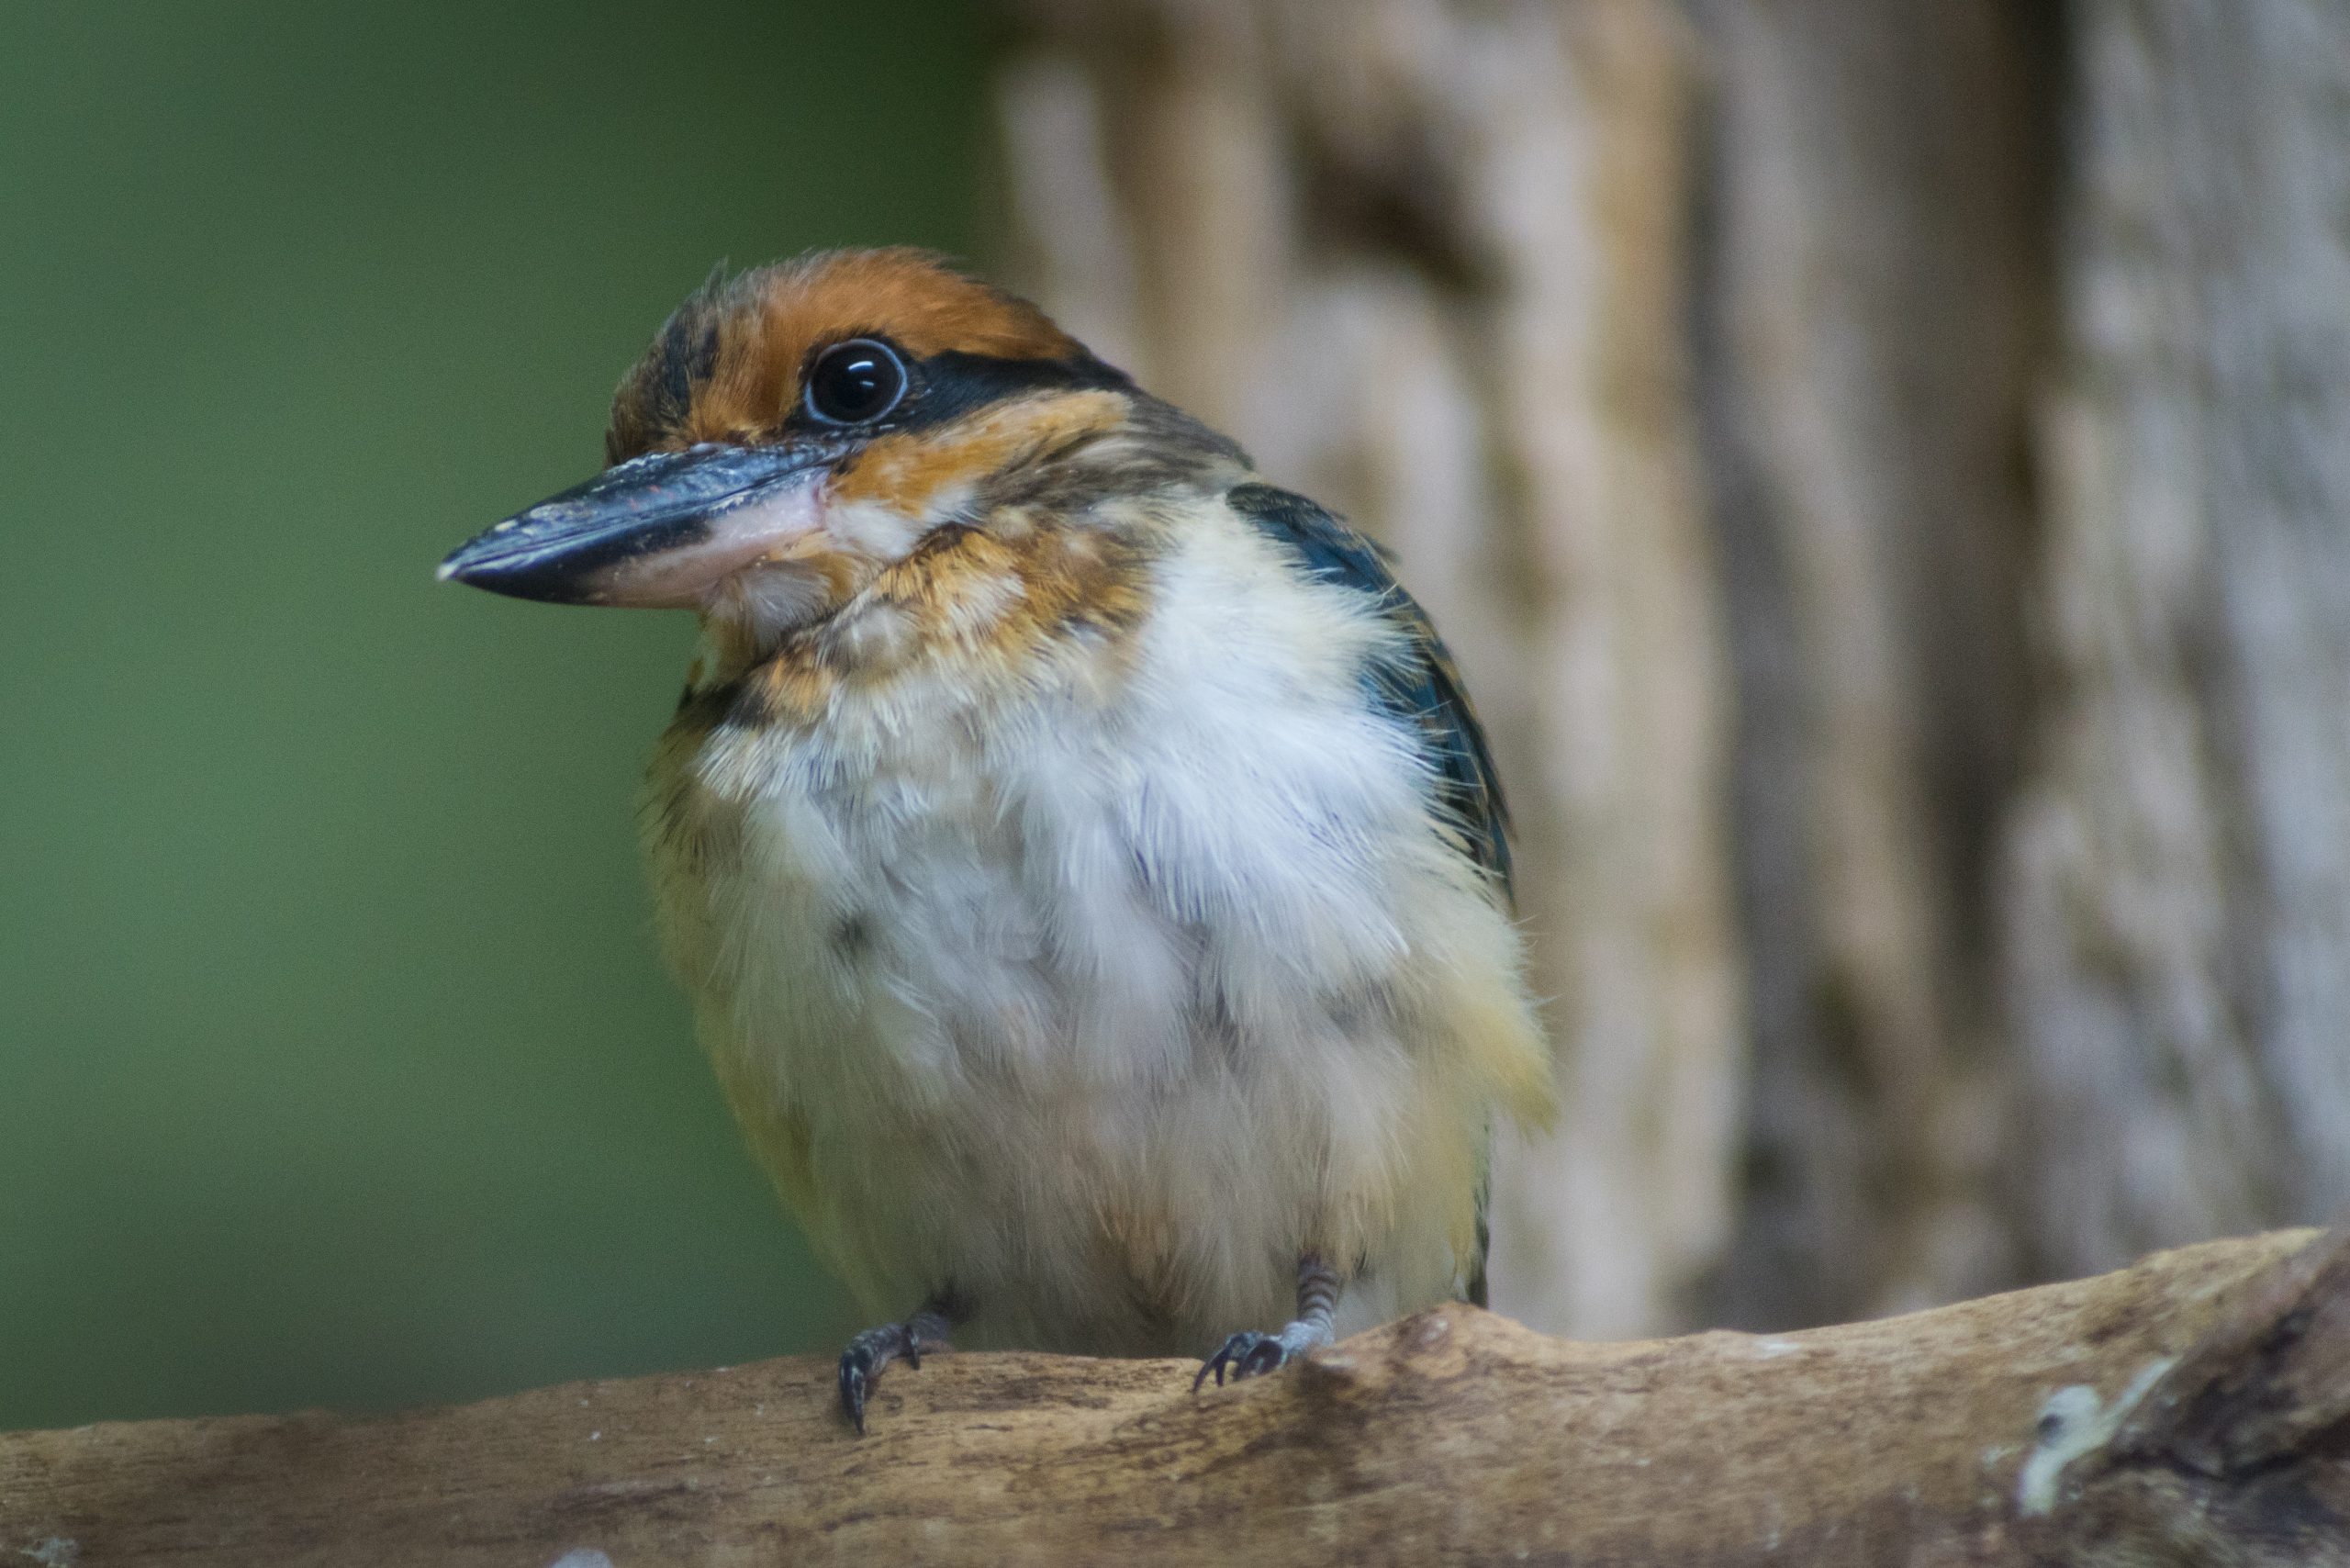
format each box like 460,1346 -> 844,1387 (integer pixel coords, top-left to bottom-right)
788,339 -> 1136,441
903,349 -> 1131,426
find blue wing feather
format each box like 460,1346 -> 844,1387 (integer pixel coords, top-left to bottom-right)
1226,483 -> 1513,899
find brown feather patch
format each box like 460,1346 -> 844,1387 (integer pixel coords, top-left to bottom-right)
753,247 -> 1084,363
827,391 -> 1127,517
730,517 -> 1156,730
611,249 -> 1090,457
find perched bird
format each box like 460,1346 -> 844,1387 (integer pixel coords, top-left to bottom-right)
440,249 -> 1553,1432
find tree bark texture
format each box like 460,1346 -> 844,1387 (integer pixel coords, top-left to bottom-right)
2002,0 -> 2350,1288
992,0 -> 2350,1336
7,1229 -> 2345,1565
1690,0 -> 2057,1333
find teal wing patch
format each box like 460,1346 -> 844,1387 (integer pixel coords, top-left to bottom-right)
1226,482 -> 1513,897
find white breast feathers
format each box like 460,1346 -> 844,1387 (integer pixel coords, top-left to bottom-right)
645,502 -> 1551,1357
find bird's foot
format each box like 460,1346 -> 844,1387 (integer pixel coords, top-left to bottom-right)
837,1311 -> 952,1435
1193,1317 -> 1333,1390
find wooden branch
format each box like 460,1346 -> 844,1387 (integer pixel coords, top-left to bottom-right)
7,1228 -> 2347,1565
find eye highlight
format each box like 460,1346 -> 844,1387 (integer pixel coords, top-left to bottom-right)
804,339 -> 908,426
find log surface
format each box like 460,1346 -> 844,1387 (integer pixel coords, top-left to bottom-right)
6,1228 -> 2348,1565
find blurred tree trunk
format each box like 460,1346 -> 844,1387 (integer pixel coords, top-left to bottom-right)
1690,0 -> 2055,1329
2001,0 -> 2350,1285
991,0 -> 2350,1336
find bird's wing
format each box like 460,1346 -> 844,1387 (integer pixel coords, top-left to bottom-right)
1229,482 -> 1514,1305
1225,482 -> 1513,900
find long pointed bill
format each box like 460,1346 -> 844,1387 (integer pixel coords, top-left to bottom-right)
438,442 -> 835,608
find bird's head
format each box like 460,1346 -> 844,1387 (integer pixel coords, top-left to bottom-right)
440,249 -> 1237,655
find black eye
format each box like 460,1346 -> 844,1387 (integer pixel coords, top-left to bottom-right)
804,338 -> 908,425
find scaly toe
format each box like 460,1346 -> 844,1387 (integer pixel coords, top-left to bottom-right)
1237,1335 -> 1291,1378
837,1345 -> 878,1435
1194,1330 -> 1281,1391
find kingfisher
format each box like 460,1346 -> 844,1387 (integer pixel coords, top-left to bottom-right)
440,249 -> 1553,1432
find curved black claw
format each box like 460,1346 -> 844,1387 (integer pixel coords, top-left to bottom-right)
1193,1329 -> 1293,1390
837,1315 -> 951,1436
838,1341 -> 883,1436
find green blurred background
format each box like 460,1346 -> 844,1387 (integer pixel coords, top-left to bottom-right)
0,0 -> 988,1430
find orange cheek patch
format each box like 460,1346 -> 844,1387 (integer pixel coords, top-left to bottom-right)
732,518 -> 1156,720
858,517 -> 1154,674
874,532 -> 1027,644
829,393 -> 1128,518
1004,527 -> 1152,645
752,655 -> 841,724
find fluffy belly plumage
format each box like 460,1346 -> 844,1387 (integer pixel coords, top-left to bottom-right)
662,730 -> 1468,1355
643,523 -> 1550,1359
